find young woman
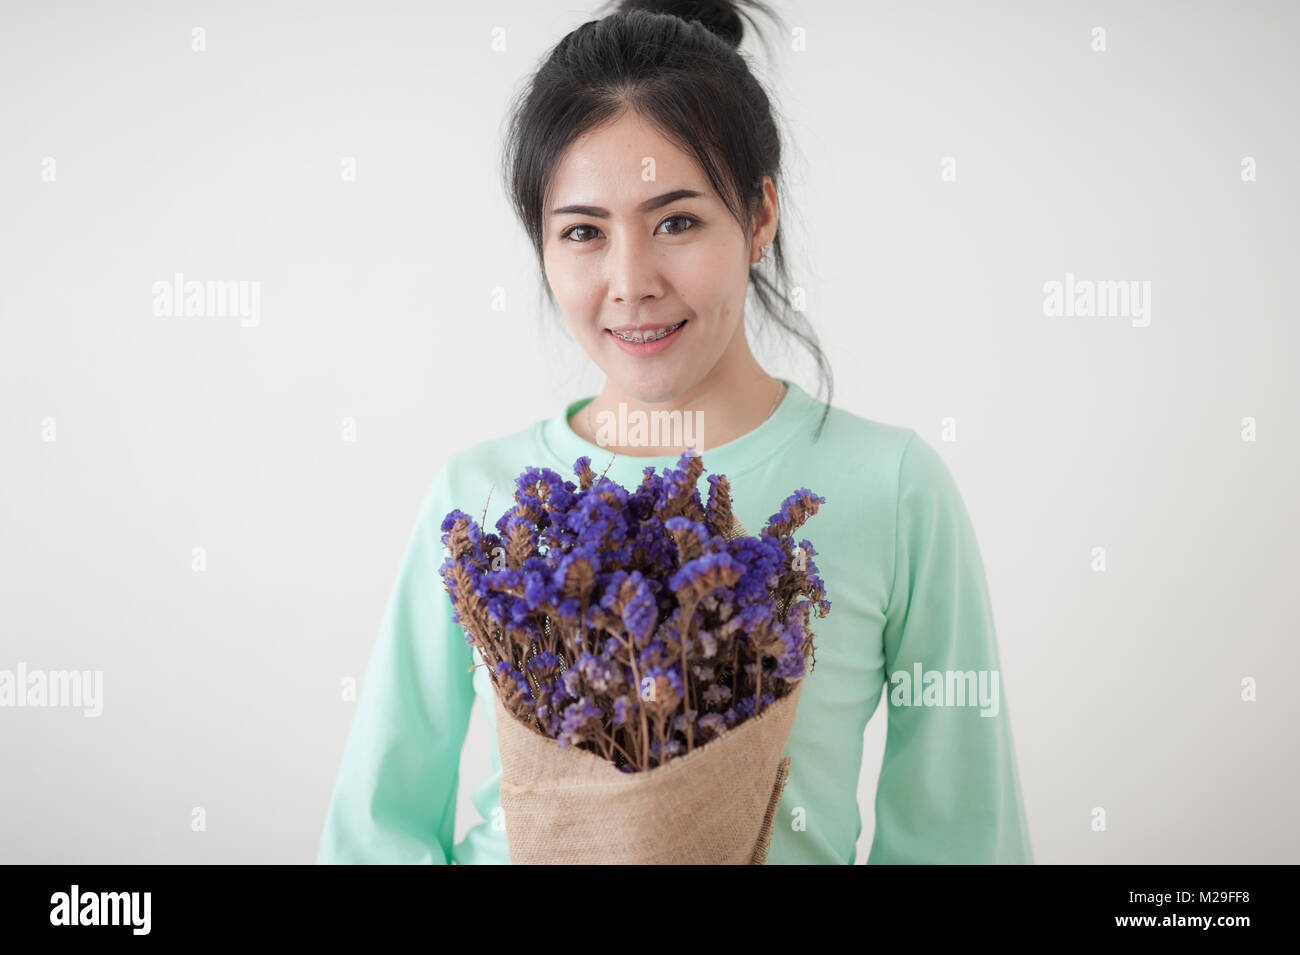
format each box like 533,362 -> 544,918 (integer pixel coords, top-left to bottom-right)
317,0 -> 1033,864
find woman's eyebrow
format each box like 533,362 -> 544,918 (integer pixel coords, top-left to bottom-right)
550,188 -> 704,218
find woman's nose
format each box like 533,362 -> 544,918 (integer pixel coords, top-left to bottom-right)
606,232 -> 663,305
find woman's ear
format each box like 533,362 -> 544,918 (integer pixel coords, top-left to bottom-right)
749,176 -> 779,261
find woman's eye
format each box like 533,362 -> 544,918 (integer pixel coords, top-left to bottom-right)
657,214 -> 699,235
559,215 -> 698,243
561,224 -> 601,243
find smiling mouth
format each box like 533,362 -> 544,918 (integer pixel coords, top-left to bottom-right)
607,320 -> 687,343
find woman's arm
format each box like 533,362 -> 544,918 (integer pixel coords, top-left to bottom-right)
316,466 -> 476,864
870,432 -> 1034,864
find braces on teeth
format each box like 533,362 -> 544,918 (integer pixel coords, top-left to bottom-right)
613,322 -> 681,343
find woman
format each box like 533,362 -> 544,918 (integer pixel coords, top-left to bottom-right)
317,0 -> 1033,864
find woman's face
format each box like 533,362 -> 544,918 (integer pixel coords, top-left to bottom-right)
542,111 -> 771,403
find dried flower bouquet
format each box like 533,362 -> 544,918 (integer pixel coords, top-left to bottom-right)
438,450 -> 829,863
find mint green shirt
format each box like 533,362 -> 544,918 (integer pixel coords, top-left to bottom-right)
316,379 -> 1034,864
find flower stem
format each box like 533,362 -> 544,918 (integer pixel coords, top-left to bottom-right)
616,628 -> 650,770
679,596 -> 698,752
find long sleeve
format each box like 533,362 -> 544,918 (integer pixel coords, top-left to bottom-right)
868,432 -> 1034,864
316,466 -> 477,864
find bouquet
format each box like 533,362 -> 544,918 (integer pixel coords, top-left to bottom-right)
438,450 -> 830,864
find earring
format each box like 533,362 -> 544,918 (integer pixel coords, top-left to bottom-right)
758,242 -> 772,263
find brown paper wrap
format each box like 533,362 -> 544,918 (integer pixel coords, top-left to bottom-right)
492,679 -> 803,865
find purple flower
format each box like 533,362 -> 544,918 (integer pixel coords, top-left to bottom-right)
558,696 -> 603,748
698,713 -> 726,737
668,551 -> 741,598
648,739 -> 684,760
494,660 -> 532,701
577,651 -> 626,694
621,571 -> 658,642
527,652 -> 561,672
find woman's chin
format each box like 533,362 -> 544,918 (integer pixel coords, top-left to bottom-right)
611,370 -> 691,405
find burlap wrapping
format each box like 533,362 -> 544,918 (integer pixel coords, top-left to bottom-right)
493,679 -> 803,865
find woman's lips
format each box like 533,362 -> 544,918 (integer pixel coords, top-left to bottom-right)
606,320 -> 688,356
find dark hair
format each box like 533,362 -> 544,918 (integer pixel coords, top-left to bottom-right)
500,0 -> 833,439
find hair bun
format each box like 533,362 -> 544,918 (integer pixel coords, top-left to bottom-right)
615,0 -> 746,48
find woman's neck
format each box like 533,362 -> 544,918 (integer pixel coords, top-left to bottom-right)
568,364 -> 786,457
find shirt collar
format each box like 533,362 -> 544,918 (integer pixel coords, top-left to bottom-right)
536,377 -> 821,486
